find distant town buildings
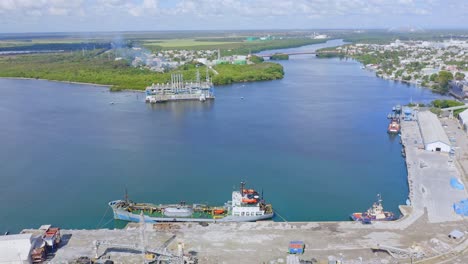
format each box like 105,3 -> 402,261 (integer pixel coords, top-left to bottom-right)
113,46 -> 254,73
112,32 -> 330,72
337,39 -> 468,87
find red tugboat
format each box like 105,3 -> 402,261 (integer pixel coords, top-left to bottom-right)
387,119 -> 400,134
350,194 -> 396,223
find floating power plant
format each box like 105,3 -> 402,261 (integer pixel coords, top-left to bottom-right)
145,69 -> 215,103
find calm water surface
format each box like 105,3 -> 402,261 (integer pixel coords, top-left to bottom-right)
0,40 -> 445,232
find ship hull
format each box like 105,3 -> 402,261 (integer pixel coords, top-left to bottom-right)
112,208 -> 274,223
350,213 -> 396,222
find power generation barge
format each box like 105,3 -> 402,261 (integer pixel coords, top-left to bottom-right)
145,71 -> 214,103
109,182 -> 274,223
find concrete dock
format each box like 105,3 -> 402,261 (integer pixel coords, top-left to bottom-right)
21,112 -> 468,263
400,119 -> 466,223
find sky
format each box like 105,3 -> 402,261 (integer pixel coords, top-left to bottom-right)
0,0 -> 466,33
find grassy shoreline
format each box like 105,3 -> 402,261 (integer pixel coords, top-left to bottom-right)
0,76 -> 113,87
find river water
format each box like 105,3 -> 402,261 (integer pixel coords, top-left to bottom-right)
0,40 -> 445,232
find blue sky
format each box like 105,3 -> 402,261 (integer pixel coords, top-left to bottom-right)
0,0 -> 466,33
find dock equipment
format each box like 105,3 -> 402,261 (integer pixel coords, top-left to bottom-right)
372,244 -> 425,259
289,241 -> 305,254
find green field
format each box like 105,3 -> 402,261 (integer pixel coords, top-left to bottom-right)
0,38 -> 108,48
142,38 -> 327,56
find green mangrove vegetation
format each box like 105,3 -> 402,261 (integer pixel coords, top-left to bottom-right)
269,53 -> 289,60
430,99 -> 466,116
0,49 -> 284,90
211,63 -> 284,85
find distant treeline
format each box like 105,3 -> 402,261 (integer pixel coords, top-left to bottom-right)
333,30 -> 468,44
269,53 -> 289,60
144,38 -> 327,56
0,43 -> 111,52
194,37 -> 245,42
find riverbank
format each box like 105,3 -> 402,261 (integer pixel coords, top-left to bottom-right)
0,77 -> 112,88
315,39 -> 467,95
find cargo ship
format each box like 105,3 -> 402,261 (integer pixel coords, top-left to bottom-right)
387,119 -> 400,134
109,182 -> 274,223
350,194 -> 396,223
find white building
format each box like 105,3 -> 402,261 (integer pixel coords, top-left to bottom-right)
458,109 -> 468,131
314,34 -> 328,39
417,111 -> 451,152
0,234 -> 35,264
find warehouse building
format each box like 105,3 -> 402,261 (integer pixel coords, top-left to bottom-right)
458,109 -> 468,132
417,111 -> 451,152
0,234 -> 35,264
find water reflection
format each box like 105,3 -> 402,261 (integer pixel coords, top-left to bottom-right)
147,100 -> 215,113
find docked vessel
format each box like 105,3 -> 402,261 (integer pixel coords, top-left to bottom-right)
387,119 -> 400,134
109,182 -> 274,223
395,104 -> 402,114
350,194 -> 396,222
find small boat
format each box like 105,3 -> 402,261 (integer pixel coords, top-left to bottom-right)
387,113 -> 392,119
395,105 -> 402,114
387,119 -> 400,134
213,209 -> 225,215
350,194 -> 396,222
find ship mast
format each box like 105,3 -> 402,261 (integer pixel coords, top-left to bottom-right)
240,181 -> 245,195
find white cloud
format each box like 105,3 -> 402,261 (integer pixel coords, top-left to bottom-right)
0,0 -> 84,15
0,0 -> 445,17
128,0 -> 159,17
0,0 -> 466,31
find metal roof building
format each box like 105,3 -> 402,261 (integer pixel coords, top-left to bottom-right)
417,111 -> 451,152
458,109 -> 468,131
0,234 -> 34,264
